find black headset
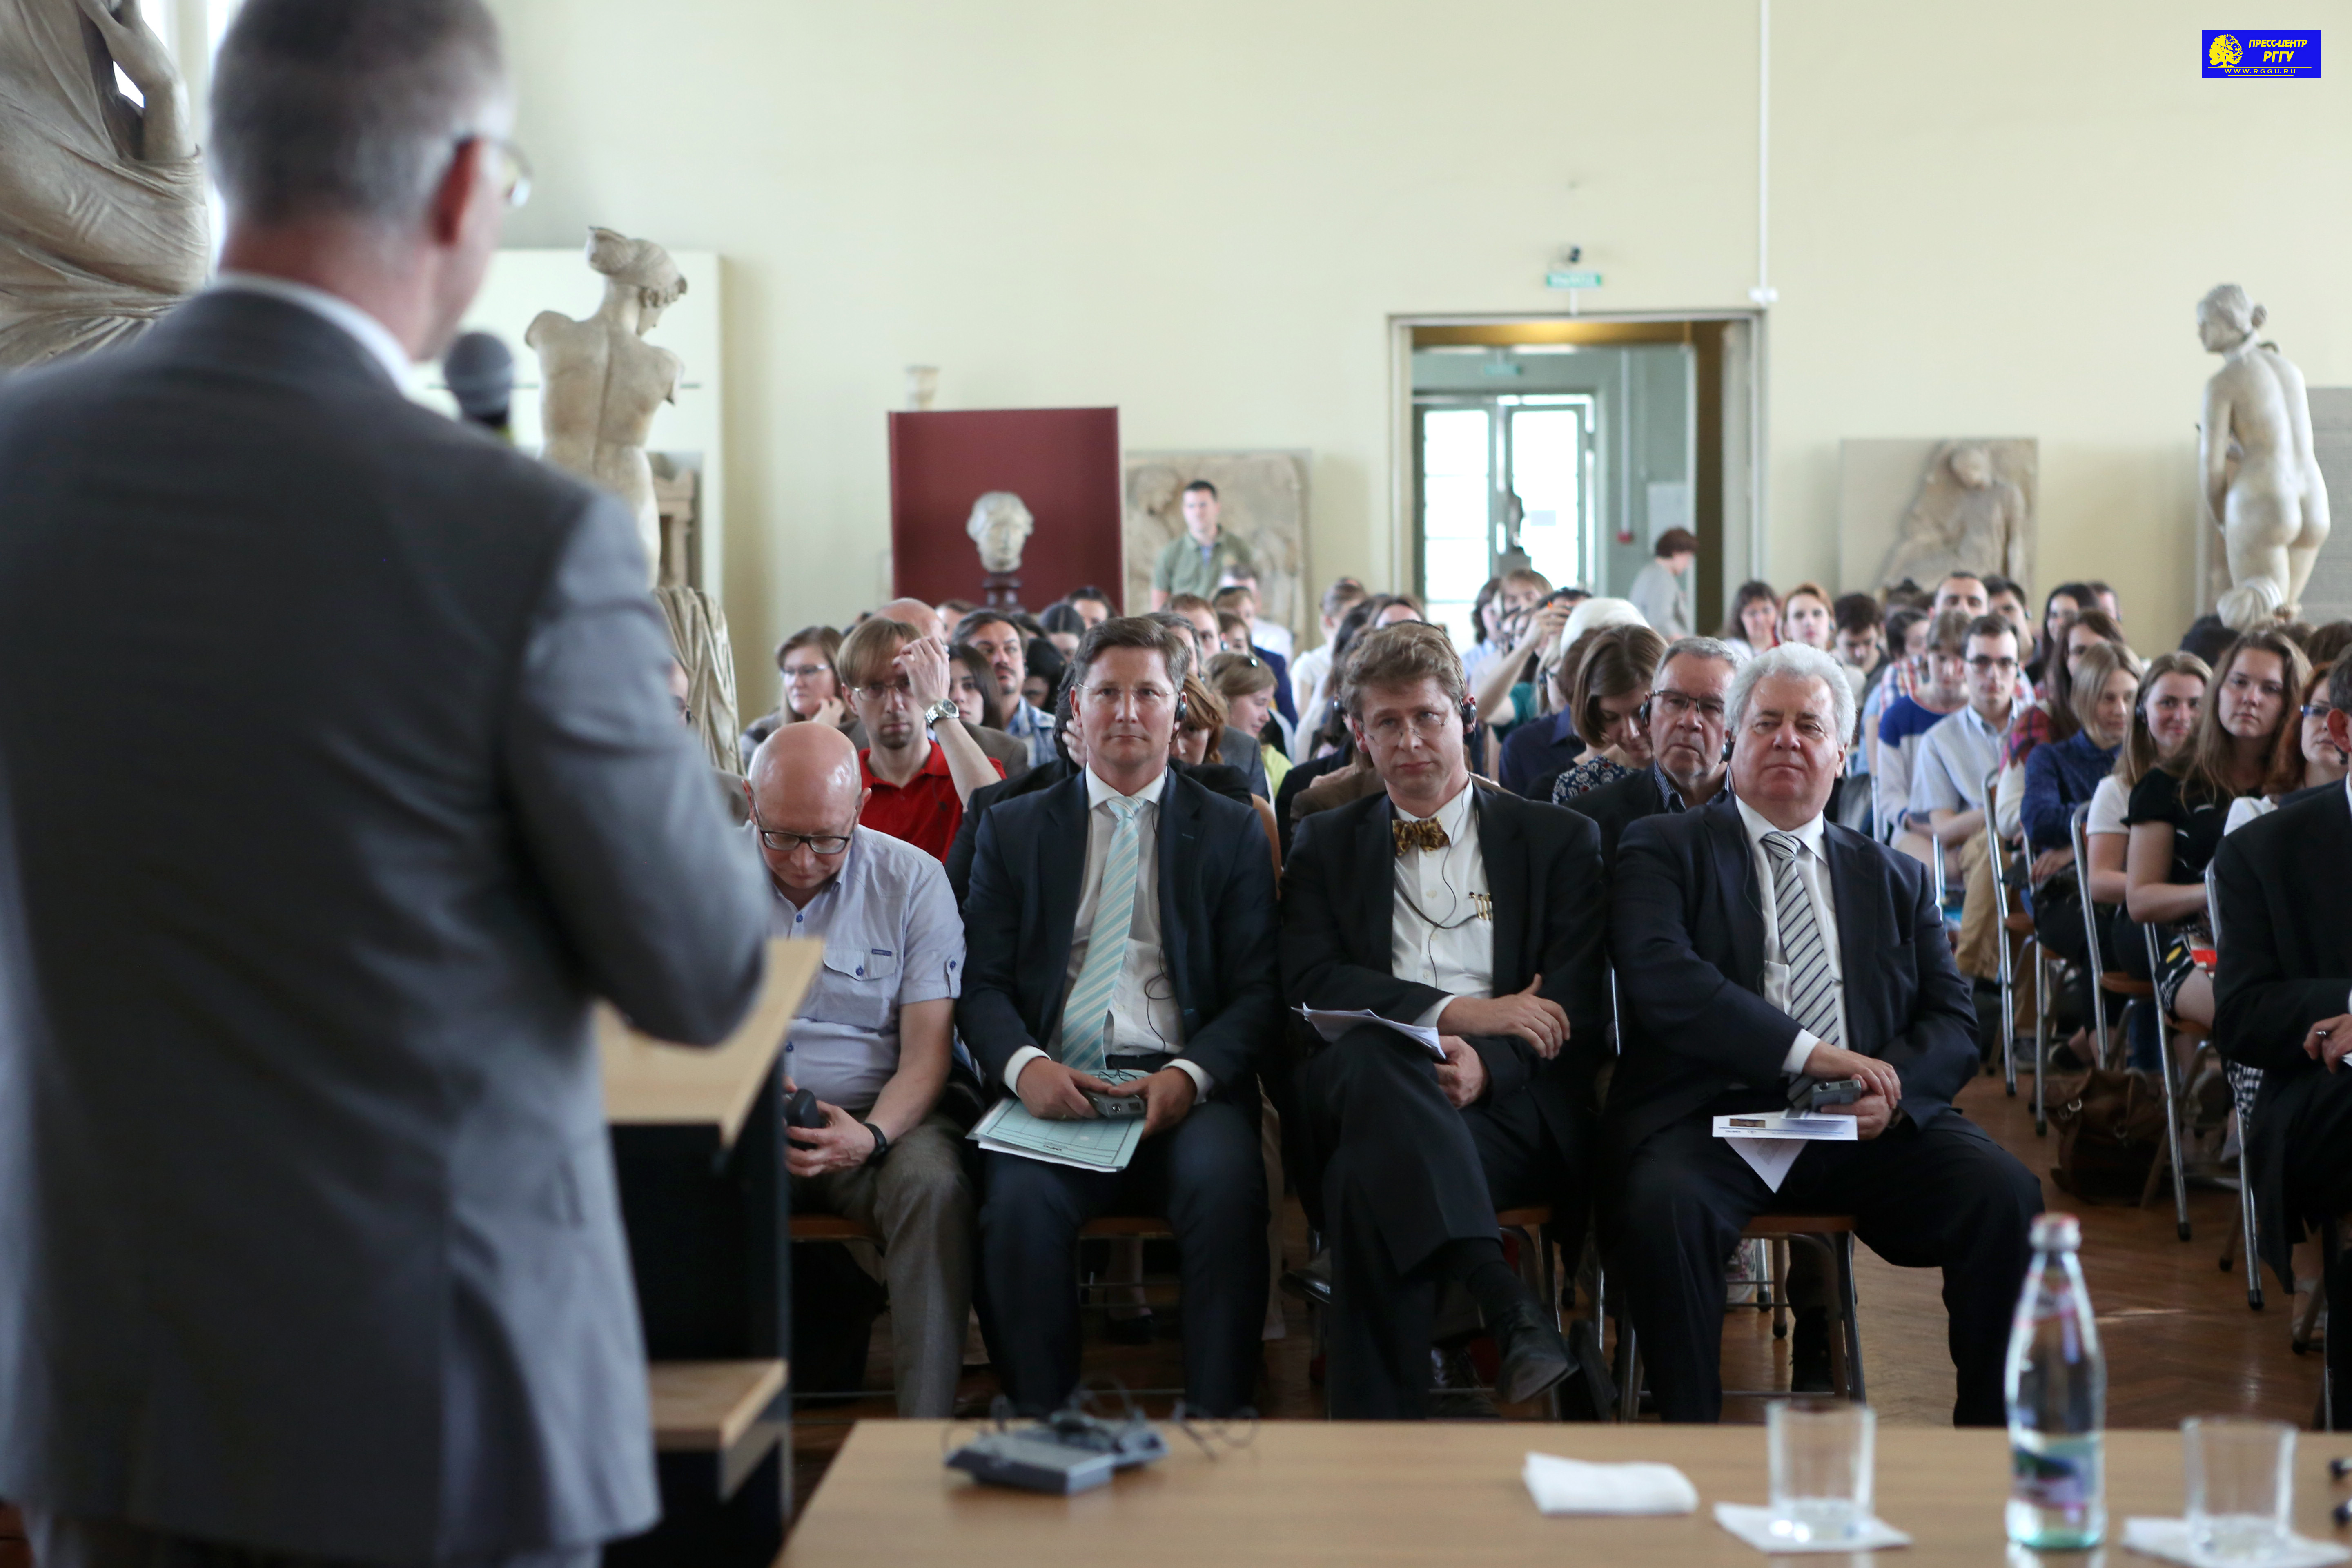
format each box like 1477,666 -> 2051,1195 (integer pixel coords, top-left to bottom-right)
1460,694 -> 1478,742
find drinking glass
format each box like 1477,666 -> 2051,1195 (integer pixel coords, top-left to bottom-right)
1768,1399 -> 1875,1541
2184,1416 -> 2294,1561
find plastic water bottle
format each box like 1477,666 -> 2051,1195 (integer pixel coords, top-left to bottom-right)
2005,1212 -> 2105,1548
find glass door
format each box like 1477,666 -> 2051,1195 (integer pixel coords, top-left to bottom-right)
1415,394 -> 1597,648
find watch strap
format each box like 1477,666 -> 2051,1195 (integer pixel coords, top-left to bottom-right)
861,1122 -> 890,1167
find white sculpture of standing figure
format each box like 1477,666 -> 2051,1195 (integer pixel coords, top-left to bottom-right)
526,228 -> 687,583
2199,283 -> 2330,624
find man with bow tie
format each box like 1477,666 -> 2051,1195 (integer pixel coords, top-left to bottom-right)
1280,623 -> 1609,1417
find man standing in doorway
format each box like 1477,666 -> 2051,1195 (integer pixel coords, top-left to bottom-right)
1152,480 -> 1254,610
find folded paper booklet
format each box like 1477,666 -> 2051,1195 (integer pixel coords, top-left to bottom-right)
970,1070 -> 1147,1173
1296,1005 -> 1448,1061
1711,1111 -> 1859,1193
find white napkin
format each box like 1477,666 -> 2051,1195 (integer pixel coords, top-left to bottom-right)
1714,1502 -> 1913,1553
2121,1517 -> 2351,1568
1523,1452 -> 1699,1515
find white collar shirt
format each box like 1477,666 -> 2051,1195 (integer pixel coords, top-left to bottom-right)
1732,794 -> 1848,1078
1392,782 -> 1495,1028
1001,768 -> 1212,1099
212,272 -> 412,389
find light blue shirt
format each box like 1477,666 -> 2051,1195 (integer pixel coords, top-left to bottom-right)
1908,702 -> 2014,823
1003,699 -> 1058,769
764,824 -> 964,1114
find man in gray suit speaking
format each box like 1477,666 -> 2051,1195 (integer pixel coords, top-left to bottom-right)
0,2 -> 769,1565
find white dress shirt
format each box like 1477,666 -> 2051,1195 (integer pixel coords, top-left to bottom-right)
1732,794 -> 1848,1078
1391,782 -> 1496,1029
1003,769 -> 1213,1099
212,272 -> 412,389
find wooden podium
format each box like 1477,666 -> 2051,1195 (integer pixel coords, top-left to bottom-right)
602,938 -> 822,1566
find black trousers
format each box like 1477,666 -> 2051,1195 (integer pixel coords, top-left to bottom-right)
1615,1107 -> 2040,1425
1302,1025 -> 1582,1419
978,1096 -> 1267,1416
2275,1068 -> 2352,1426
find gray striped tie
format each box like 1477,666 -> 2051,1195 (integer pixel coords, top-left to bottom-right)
1059,796 -> 1145,1074
1762,830 -> 1841,1048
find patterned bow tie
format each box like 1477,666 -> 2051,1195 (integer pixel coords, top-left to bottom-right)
1393,817 -> 1451,856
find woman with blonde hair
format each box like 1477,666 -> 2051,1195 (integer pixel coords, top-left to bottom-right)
1171,675 -> 1228,767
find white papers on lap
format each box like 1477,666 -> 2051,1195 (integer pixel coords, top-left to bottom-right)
1712,1111 -> 1859,1193
1523,1452 -> 1698,1515
1296,1005 -> 1447,1061
971,1093 -> 1146,1173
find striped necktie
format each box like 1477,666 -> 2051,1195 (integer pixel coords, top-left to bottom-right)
1059,795 -> 1145,1074
1762,830 -> 1841,1050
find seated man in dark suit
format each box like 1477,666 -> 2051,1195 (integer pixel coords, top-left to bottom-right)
1281,623 -> 1608,1417
960,617 -> 1281,1415
1610,644 -> 2039,1425
1566,636 -> 1740,873
2213,658 -> 2352,1422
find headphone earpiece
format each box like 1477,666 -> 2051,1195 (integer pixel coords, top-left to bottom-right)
1174,693 -> 1190,729
1461,695 -> 1478,742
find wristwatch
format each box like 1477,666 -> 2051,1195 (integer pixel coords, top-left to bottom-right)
922,698 -> 959,729
860,1121 -> 891,1168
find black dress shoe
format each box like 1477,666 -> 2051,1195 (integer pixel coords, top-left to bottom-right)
1790,1308 -> 1833,1394
1105,1310 -> 1156,1345
1427,1344 -> 1499,1419
1280,1254 -> 1333,1310
1486,1297 -> 1574,1406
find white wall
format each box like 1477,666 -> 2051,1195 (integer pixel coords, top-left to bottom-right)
484,0 -> 2352,702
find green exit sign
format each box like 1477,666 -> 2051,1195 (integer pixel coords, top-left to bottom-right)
1545,270 -> 1603,290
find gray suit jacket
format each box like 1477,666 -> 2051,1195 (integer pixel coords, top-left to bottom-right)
0,291 -> 769,1561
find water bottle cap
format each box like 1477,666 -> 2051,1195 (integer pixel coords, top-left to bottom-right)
2030,1212 -> 2082,1251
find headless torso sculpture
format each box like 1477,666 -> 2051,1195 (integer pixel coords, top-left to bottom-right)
526,229 -> 686,586
2199,283 -> 2331,624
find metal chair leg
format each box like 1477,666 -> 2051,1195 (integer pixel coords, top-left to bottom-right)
1835,1232 -> 1866,1403
2157,1024 -> 2192,1242
1998,909 -> 2018,1097
1770,1240 -> 1790,1340
2032,941 -> 2050,1136
2234,1123 -> 2265,1310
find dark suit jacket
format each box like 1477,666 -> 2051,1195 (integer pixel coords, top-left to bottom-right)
1606,793 -> 1977,1157
2213,784 -> 2352,1285
1278,784 -> 1610,1154
958,768 -> 1280,1100
0,291 -> 768,1560
1564,764 -> 1698,875
946,759 -> 1251,907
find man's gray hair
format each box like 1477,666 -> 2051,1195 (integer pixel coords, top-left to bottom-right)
211,0 -> 508,228
1653,636 -> 1743,686
1726,643 -> 1857,746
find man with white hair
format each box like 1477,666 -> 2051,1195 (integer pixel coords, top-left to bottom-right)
1606,644 -> 2039,1425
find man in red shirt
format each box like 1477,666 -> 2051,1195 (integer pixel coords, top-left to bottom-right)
838,615 -> 1003,858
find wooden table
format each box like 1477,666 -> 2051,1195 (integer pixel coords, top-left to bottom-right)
781,1421 -> 2352,1565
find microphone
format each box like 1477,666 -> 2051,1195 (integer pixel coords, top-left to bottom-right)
441,331 -> 514,437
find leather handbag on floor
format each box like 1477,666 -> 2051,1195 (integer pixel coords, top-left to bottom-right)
2047,1066 -> 2166,1200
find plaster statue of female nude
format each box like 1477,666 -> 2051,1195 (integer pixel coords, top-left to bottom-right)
526,228 -> 688,584
2198,283 -> 2330,624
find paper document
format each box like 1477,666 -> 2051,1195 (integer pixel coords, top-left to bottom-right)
1711,1111 -> 1859,1193
1296,1006 -> 1447,1061
970,1069 -> 1147,1172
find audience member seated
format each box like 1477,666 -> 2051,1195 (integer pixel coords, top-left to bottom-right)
1547,623 -> 1668,805
1911,614 -> 2023,871
1173,675 -> 1228,767
958,617 -> 1279,1416
1720,579 -> 1781,661
1151,480 -> 1254,609
876,595 -> 947,641
1779,582 -> 1835,654
1064,585 -> 1116,628
1874,608 -> 1971,851
1494,635 -> 1587,800
742,624 -> 861,768
1626,528 -> 1699,640
1291,577 -> 1370,740
1608,644 -> 2039,1425
1039,602 -> 1086,659
2212,657 -> 2352,1414
1147,609 -> 1271,799
1470,584 -> 1572,747
2127,630 -> 2307,1029
2031,581 -> 2100,688
1279,623 -> 1607,1416
2226,660 -> 2347,832
953,608 -> 1058,768
1280,595 -> 1420,833
1984,575 -> 2038,672
747,725 -> 972,1417
944,641 -> 1032,781
1023,636 -> 1067,712
1565,637 -> 1740,872
1995,608 -> 2127,839
2307,620 -> 2352,669
1832,593 -> 1885,695
1463,568 -> 1554,690
1208,650 -> 1293,795
1212,582 -> 1296,722
837,617 -> 1004,860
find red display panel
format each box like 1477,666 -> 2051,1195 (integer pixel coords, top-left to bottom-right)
887,407 -> 1124,612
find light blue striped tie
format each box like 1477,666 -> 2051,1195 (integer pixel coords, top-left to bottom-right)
1762,831 -> 1842,1049
1060,796 -> 1145,1074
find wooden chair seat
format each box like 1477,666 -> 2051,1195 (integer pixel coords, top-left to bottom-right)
1743,1214 -> 1857,1238
2100,972 -> 2154,999
2172,1017 -> 2212,1042
789,1213 -> 878,1243
1494,1205 -> 1553,1230
2005,912 -> 2037,935
648,1359 -> 786,1454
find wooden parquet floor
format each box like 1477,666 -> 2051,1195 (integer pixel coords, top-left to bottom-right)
788,1067 -> 2319,1506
